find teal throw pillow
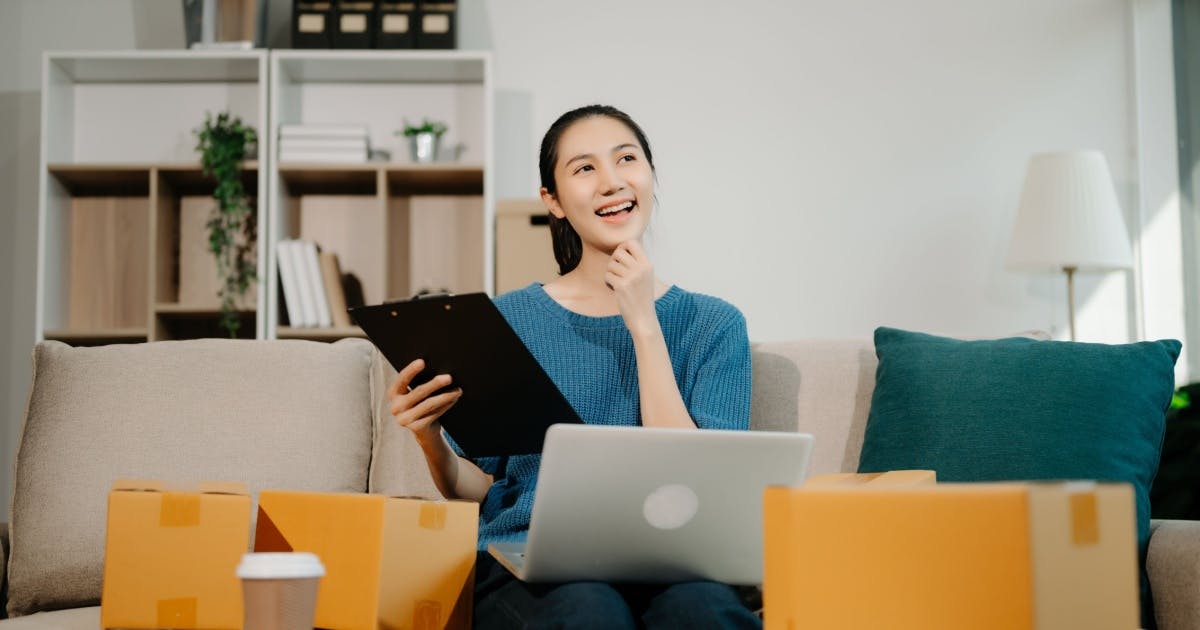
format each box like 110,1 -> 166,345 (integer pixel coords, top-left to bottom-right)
858,327 -> 1180,626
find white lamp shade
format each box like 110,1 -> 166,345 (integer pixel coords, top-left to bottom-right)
1006,151 -> 1134,271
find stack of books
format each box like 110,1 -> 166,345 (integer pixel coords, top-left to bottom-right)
277,124 -> 369,164
277,239 -> 353,328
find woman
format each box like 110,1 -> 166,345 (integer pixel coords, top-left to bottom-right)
388,104 -> 758,629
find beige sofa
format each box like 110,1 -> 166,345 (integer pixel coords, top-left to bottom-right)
0,338 -> 1196,629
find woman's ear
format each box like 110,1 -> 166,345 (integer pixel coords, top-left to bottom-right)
540,187 -> 566,219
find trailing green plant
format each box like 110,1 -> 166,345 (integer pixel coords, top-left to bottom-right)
398,118 -> 448,137
194,111 -> 257,338
1150,383 -> 1200,519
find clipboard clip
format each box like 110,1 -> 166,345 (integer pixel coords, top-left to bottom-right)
411,290 -> 455,301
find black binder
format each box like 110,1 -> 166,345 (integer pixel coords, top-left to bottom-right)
377,1 -> 417,48
348,293 -> 584,457
292,0 -> 333,48
333,0 -> 377,48
416,0 -> 456,49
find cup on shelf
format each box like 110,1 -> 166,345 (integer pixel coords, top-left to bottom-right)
236,552 -> 325,630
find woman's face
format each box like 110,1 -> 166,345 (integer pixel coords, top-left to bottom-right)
542,116 -> 655,256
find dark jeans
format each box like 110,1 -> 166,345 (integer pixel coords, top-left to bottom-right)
474,551 -> 762,630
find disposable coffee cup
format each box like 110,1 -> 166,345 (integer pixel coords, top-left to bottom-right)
237,552 -> 325,630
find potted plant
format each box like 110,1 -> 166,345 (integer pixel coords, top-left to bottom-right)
194,111 -> 258,338
397,118 -> 448,163
1151,384 -> 1200,519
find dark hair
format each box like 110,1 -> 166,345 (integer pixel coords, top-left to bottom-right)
539,104 -> 655,275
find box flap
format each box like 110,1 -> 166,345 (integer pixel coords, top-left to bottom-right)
111,479 -> 165,493
198,482 -> 249,496
804,470 -> 937,487
111,480 -> 249,495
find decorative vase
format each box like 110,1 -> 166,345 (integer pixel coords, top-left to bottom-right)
408,132 -> 441,163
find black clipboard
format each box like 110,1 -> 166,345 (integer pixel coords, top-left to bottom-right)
349,293 -> 583,457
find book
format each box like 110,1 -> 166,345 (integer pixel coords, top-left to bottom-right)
278,138 -> 369,152
302,241 -> 333,327
286,240 -> 319,327
279,124 -> 369,139
278,150 -> 369,164
276,240 -> 305,328
319,251 -> 353,327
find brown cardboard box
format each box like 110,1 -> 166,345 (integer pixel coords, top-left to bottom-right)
254,491 -> 478,630
495,199 -> 557,294
804,469 -> 937,487
100,480 -> 252,629
763,481 -> 1139,630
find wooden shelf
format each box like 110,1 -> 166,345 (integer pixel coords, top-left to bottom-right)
43,328 -> 148,345
158,162 -> 260,195
277,326 -> 366,341
276,163 -> 483,196
48,162 -> 259,196
277,164 -> 379,195
385,164 -> 484,195
48,164 -> 151,195
155,304 -> 256,318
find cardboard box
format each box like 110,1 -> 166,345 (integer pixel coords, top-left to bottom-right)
100,480 -> 252,630
254,491 -> 478,630
763,481 -> 1139,630
804,469 -> 937,487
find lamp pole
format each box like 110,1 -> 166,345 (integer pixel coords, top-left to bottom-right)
1064,265 -> 1077,341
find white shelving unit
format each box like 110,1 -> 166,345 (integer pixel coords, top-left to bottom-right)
267,50 -> 493,341
36,49 -> 494,346
36,50 -> 270,344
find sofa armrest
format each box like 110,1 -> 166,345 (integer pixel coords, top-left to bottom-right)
1148,519 -> 1200,630
1,522 -> 8,618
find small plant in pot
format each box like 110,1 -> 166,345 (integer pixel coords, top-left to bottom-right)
397,118 -> 448,163
194,111 -> 258,338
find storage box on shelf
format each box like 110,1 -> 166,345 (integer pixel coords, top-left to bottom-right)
37,51 -> 269,345
268,50 -> 493,342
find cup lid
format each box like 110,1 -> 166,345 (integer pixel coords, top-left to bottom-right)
237,552 -> 325,579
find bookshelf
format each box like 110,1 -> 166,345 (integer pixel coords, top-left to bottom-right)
36,49 -> 494,346
37,51 -> 269,344
267,50 -> 493,341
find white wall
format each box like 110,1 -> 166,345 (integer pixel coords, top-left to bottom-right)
0,0 -> 1187,515
477,0 -> 1153,344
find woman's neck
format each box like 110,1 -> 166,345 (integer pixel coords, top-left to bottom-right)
542,244 -> 670,317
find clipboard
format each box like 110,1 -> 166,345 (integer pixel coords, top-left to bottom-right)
348,293 -> 583,457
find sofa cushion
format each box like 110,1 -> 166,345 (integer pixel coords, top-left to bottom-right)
8,339 -> 376,618
0,605 -> 100,630
749,340 -> 876,476
858,327 -> 1180,622
366,346 -> 446,499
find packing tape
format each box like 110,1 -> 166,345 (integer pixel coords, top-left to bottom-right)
1069,492 -> 1100,546
413,600 -> 443,630
157,597 -> 198,628
418,503 -> 447,530
160,492 -> 201,528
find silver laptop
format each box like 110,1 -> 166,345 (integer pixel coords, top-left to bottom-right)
488,424 -> 814,585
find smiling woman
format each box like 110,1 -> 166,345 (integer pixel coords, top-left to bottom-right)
386,104 -> 758,629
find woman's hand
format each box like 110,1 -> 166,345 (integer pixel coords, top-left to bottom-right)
607,240 -> 659,337
388,358 -> 463,446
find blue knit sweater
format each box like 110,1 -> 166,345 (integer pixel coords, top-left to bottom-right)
449,282 -> 752,550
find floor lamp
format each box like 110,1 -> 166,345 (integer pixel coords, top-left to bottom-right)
1006,151 -> 1134,341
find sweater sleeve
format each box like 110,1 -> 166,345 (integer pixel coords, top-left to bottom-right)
686,308 -> 752,431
